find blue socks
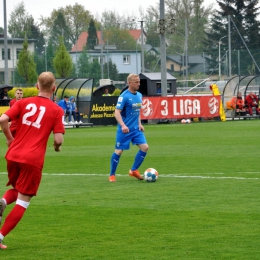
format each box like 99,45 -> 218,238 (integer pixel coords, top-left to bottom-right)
131,150 -> 147,171
110,153 -> 120,175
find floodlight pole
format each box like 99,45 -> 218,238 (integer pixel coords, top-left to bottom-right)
3,0 -> 8,84
218,35 -> 227,80
159,0 -> 167,97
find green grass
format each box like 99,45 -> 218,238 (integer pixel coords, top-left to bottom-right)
0,120 -> 260,259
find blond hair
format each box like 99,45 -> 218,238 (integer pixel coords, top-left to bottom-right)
37,72 -> 56,91
127,74 -> 139,84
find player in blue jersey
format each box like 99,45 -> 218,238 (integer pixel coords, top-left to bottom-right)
109,74 -> 149,182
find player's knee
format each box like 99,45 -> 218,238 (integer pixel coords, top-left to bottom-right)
115,149 -> 123,156
16,199 -> 30,209
142,144 -> 149,152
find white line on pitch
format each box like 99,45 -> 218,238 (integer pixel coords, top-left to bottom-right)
0,172 -> 259,180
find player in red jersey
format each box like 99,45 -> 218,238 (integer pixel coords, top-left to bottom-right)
0,72 -> 65,249
9,88 -> 23,137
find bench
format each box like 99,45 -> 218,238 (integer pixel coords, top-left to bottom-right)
225,101 -> 260,120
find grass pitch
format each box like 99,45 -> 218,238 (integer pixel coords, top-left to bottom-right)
0,120 -> 260,259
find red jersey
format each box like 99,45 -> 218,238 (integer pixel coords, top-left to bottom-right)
9,99 -> 16,107
9,99 -> 18,135
4,96 -> 65,169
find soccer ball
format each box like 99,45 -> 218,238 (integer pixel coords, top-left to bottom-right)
144,168 -> 158,182
186,119 -> 191,124
181,119 -> 186,124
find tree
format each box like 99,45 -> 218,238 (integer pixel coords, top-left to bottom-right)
205,0 -> 260,75
103,59 -> 119,80
50,10 -> 72,51
45,39 -> 56,73
77,47 -> 91,77
144,8 -> 160,47
53,36 -> 73,77
165,0 -> 213,55
40,3 -> 93,49
8,2 -> 35,38
103,27 -> 136,50
87,19 -> 98,50
89,59 -> 101,85
17,35 -> 38,85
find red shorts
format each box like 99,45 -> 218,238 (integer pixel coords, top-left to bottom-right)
6,160 -> 42,196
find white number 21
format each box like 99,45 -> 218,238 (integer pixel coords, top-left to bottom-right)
22,103 -> 46,129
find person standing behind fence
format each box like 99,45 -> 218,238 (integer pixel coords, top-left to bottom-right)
69,96 -> 83,124
0,71 -> 65,249
9,89 -> 23,137
108,73 -> 149,182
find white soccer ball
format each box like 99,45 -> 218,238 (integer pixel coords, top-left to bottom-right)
186,119 -> 191,124
181,119 -> 186,124
144,168 -> 158,182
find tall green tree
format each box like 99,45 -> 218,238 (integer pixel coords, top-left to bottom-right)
8,2 -> 35,38
103,27 -> 136,50
53,36 -> 73,77
50,10 -> 72,50
205,0 -> 260,75
17,35 -> 38,85
103,59 -> 119,80
89,59 -> 101,85
87,19 -> 98,50
165,0 -> 213,55
77,47 -> 91,77
40,3 -> 93,49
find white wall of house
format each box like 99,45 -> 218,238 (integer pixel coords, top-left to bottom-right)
0,38 -> 35,84
70,50 -> 142,77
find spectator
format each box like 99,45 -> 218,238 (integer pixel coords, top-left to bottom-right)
69,96 -> 83,124
102,88 -> 111,96
245,92 -> 259,116
230,91 -> 247,116
58,95 -> 71,124
0,71 -> 64,249
0,87 -> 10,106
9,89 -> 24,137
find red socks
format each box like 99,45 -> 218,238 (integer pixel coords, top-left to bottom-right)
0,204 -> 26,237
2,189 -> 18,205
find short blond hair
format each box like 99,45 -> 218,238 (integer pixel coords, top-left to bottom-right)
127,74 -> 139,84
37,72 -> 56,90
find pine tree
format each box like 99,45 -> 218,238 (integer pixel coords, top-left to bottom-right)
77,47 -> 91,77
89,59 -> 101,85
87,19 -> 98,50
17,34 -> 38,85
53,36 -> 73,77
204,0 -> 260,75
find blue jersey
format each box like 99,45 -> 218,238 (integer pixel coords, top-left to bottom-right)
116,89 -> 142,131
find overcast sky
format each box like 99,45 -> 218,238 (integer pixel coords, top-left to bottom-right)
0,0 -> 160,28
0,0 -> 215,29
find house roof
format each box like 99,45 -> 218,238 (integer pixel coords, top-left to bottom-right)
71,29 -> 143,52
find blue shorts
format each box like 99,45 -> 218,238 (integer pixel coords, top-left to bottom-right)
115,128 -> 147,150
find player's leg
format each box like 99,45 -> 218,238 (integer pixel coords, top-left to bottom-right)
129,131 -> 149,180
109,130 -> 131,182
0,163 -> 41,249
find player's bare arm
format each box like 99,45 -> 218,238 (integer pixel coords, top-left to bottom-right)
0,114 -> 14,146
53,133 -> 64,152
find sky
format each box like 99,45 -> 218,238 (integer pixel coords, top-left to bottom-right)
0,0 -> 215,28
0,0 -> 161,28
